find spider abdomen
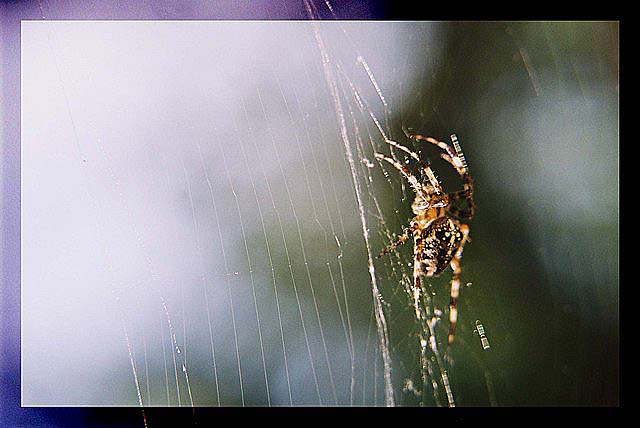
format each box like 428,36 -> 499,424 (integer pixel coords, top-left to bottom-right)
416,217 -> 462,277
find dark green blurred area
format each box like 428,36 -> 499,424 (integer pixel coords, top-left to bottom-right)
392,21 -> 618,405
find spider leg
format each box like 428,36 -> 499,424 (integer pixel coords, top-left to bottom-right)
447,223 -> 470,345
374,153 -> 446,205
379,137 -> 447,198
374,153 -> 428,197
383,138 -> 422,165
447,191 -> 475,219
448,189 -> 472,199
376,227 -> 410,258
410,133 -> 468,177
412,134 -> 474,195
409,134 -> 475,219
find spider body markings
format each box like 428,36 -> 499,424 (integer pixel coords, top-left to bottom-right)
375,133 -> 475,346
416,216 -> 464,277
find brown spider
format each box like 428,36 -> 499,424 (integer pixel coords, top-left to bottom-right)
375,133 -> 475,345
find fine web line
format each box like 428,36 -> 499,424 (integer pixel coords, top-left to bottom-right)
194,130 -> 246,406
257,15 -> 359,401
269,60 -> 357,405
305,1 -> 460,406
31,6 -> 197,418
316,0 -> 411,202
297,50 -> 358,404
157,150 -> 197,406
90,103 -> 197,410
26,12 -> 480,408
272,82 -> 339,405
236,96 -> 294,405
101,126 -> 198,410
338,74 -> 456,406
305,0 -> 395,406
253,79 -> 324,404
32,13 -> 147,413
180,152 -> 221,406
159,314 -> 171,405
224,113 -> 272,406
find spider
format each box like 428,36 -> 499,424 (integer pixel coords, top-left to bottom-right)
375,133 -> 475,346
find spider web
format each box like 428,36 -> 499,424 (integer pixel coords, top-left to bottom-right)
22,4 -> 621,410
22,15 -> 473,407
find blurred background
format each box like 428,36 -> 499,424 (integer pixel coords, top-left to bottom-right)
2,0 -> 618,426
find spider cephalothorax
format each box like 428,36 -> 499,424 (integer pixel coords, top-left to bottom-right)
375,133 -> 474,345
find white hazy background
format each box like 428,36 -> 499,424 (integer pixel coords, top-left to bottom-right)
21,21 -> 442,406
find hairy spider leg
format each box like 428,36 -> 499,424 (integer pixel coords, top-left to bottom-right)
376,227 -> 410,259
448,189 -> 473,199
381,137 -> 447,197
384,138 -> 422,165
447,223 -> 470,345
411,134 -> 475,219
373,153 -> 447,206
410,134 -> 468,176
410,134 -> 473,194
447,191 -> 475,219
374,153 -> 429,198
